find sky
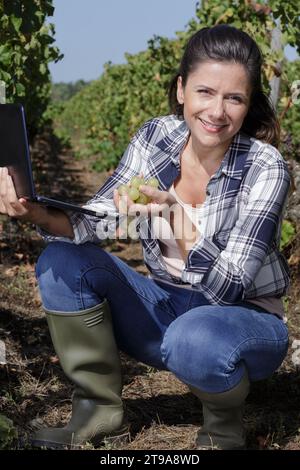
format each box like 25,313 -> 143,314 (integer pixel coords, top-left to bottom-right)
48,0 -> 299,84
49,0 -> 198,83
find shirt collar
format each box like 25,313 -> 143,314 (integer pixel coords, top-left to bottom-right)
155,119 -> 190,168
155,119 -> 251,180
219,132 -> 252,180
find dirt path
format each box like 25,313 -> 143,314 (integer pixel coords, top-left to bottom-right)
1,131 -> 300,450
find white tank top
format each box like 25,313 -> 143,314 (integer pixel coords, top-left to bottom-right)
151,184 -> 206,277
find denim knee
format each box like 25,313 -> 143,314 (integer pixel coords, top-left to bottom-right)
160,310 -> 245,393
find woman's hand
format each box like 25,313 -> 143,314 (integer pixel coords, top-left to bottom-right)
0,167 -> 44,223
113,184 -> 176,218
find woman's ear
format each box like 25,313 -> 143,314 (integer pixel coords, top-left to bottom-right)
176,76 -> 184,104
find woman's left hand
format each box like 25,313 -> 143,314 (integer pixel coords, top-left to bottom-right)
129,185 -> 176,218
113,185 -> 176,218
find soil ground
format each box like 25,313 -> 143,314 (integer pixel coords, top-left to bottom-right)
0,131 -> 300,450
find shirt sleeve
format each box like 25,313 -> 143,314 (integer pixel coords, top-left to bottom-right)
183,156 -> 291,305
36,121 -> 150,245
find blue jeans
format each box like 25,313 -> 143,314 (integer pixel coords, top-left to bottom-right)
36,241 -> 289,393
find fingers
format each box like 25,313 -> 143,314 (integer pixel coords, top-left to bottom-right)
114,183 -> 174,219
18,198 -> 34,213
0,167 -> 9,214
113,189 -> 126,213
128,201 -> 169,218
139,185 -> 176,207
6,172 -> 18,202
113,188 -> 134,215
0,168 -> 7,213
0,167 -> 8,197
0,198 -> 5,213
139,185 -> 163,203
7,174 -> 27,216
128,203 -> 149,217
0,167 -> 26,217
113,189 -> 119,209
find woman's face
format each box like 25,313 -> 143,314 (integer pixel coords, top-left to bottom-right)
177,61 -> 251,153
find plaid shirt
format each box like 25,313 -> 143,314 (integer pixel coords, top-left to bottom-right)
41,115 -> 291,306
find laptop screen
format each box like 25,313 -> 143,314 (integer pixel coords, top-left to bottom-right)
0,104 -> 35,199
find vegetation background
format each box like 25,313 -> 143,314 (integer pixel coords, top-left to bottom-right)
0,0 -> 300,450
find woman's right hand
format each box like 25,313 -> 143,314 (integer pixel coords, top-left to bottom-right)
0,167 -> 44,224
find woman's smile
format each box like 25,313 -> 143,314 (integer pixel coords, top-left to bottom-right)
197,117 -> 229,133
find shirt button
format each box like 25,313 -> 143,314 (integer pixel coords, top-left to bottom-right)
206,190 -> 210,196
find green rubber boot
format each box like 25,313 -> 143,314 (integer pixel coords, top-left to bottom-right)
191,373 -> 250,450
31,300 -> 127,449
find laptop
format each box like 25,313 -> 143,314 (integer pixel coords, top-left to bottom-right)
0,103 -> 108,218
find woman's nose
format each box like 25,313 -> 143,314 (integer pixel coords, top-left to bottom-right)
208,97 -> 226,121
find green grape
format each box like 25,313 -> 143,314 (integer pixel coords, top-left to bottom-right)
117,175 -> 159,206
136,193 -> 148,205
146,177 -> 159,188
131,176 -> 143,189
128,187 -> 140,201
117,184 -> 129,196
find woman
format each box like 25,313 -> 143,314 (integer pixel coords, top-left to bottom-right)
0,24 -> 290,450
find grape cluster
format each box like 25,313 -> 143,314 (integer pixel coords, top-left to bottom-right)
117,176 -> 159,204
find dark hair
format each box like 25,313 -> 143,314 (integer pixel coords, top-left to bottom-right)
169,24 -> 280,147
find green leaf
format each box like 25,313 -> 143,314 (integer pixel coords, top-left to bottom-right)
280,220 -> 296,249
15,83 -> 25,96
39,63 -> 47,75
0,71 -> 11,82
10,15 -> 22,32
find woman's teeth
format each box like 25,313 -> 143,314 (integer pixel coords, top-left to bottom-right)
199,118 -> 227,132
199,118 -> 226,129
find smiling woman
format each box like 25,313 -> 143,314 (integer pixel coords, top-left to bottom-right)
169,25 -> 280,147
176,61 -> 251,161
0,24 -> 291,451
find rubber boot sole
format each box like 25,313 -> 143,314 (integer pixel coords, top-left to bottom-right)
31,424 -> 130,450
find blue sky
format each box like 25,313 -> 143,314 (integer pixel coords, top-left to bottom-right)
49,0 -> 198,83
48,0 -> 298,83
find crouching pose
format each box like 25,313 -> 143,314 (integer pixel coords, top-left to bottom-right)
0,24 -> 290,449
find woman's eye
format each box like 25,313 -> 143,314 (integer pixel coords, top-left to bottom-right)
228,96 -> 242,103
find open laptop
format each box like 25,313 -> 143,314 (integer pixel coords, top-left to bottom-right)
0,103 -> 108,218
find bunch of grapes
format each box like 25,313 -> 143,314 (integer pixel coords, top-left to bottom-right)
117,176 -> 159,204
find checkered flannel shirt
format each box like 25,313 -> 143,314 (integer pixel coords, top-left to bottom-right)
39,115 -> 291,305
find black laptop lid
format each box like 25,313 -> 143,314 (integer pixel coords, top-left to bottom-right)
0,104 -> 35,199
